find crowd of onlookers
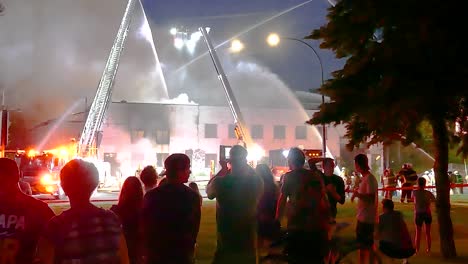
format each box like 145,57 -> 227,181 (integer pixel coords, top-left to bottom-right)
0,145 -> 443,264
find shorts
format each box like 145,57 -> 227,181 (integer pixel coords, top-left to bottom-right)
356,221 -> 374,249
379,241 -> 415,259
415,212 -> 432,226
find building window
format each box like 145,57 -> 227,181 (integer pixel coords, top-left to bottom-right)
131,129 -> 145,143
154,129 -> 171,145
155,129 -> 170,144
205,124 -> 218,138
273,125 -> 286,139
295,126 -> 307,140
228,124 -> 237,139
156,153 -> 169,167
251,125 -> 263,139
205,154 -> 217,168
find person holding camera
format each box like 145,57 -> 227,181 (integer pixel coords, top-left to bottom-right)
207,145 -> 264,264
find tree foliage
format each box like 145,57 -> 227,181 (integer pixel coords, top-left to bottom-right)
307,0 -> 468,258
7,112 -> 31,149
307,0 -> 467,155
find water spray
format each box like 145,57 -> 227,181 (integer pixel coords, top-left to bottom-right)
174,0 -> 314,74
138,0 -> 169,99
37,99 -> 83,151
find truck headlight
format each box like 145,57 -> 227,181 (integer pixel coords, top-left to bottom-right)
45,185 -> 55,193
40,173 -> 53,185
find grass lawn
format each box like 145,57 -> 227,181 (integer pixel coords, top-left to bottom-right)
50,199 -> 468,264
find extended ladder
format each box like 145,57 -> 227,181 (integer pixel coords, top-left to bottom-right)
78,0 -> 138,157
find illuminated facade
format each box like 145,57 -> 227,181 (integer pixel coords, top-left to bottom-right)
99,101 -> 347,175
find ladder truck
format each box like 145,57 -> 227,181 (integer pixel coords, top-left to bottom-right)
76,0 -> 139,188
199,27 -> 270,170
199,27 -> 253,149
78,0 -> 138,158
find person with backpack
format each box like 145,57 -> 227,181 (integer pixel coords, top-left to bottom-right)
37,159 -> 129,263
276,148 -> 330,263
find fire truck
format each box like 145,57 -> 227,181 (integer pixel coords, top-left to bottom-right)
13,149 -> 67,199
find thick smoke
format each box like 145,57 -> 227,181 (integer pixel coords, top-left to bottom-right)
1,0 -> 323,148
1,0 -> 164,120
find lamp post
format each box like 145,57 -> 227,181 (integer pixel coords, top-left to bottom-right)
267,33 -> 327,158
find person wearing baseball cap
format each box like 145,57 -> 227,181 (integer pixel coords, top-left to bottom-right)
142,153 -> 201,264
0,158 -> 55,263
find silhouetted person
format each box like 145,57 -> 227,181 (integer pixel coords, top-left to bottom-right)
207,145 -> 263,264
276,148 -> 330,263
189,181 -> 203,205
19,180 -> 32,195
0,158 -> 55,263
378,199 -> 414,263
255,164 -> 279,245
413,177 -> 436,254
382,168 -> 397,199
142,154 -> 201,264
453,171 -> 464,194
322,158 -> 345,222
37,159 -> 129,263
140,165 -> 158,194
398,163 -> 418,203
216,159 -> 230,177
111,176 -> 144,264
351,154 -> 378,264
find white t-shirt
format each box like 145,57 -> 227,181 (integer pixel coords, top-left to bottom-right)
357,172 -> 378,224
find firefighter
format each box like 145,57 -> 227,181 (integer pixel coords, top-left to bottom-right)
454,171 -> 464,194
398,163 -> 418,203
382,168 -> 397,199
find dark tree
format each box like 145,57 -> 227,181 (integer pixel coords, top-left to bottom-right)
307,0 -> 468,258
7,112 -> 31,149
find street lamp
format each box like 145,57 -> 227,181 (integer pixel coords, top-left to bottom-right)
267,33 -> 327,158
266,34 -> 281,47
230,39 -> 245,53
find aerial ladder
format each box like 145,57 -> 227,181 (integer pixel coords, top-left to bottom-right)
199,27 -> 253,149
78,0 -> 138,157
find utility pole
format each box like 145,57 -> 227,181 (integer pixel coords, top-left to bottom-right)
1,89 -> 8,157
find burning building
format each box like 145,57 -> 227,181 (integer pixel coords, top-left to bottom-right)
99,100 -> 346,178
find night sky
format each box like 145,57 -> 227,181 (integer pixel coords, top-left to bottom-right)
0,0 -> 343,131
142,0 -> 342,92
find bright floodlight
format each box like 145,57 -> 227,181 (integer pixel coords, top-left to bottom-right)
267,33 -> 281,47
230,39 -> 244,53
247,144 -> 265,162
170,27 -> 177,35
174,37 -> 184,50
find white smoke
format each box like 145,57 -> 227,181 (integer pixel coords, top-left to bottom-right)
160,93 -> 196,105
0,0 -> 323,150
